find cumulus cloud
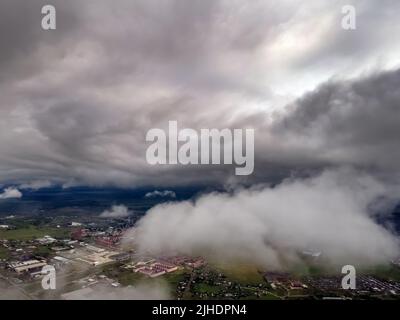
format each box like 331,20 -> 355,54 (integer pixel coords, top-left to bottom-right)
125,169 -> 400,268
145,190 -> 176,198
0,187 -> 22,199
100,205 -> 131,218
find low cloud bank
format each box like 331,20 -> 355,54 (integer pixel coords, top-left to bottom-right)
125,169 -> 400,269
100,205 -> 131,218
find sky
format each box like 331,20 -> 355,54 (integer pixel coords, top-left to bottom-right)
0,0 -> 399,189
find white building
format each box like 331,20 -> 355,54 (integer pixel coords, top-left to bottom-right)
9,260 -> 47,273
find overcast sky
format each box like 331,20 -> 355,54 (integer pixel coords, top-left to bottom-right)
0,0 -> 399,188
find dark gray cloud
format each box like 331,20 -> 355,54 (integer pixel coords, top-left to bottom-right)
275,68 -> 400,171
0,0 -> 399,188
0,0 -> 81,83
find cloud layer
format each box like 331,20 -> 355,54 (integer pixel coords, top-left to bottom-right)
126,169 -> 400,268
0,1 -> 399,187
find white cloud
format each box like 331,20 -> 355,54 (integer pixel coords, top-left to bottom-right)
145,190 -> 176,198
125,168 -> 400,268
0,187 -> 22,199
100,205 -> 131,218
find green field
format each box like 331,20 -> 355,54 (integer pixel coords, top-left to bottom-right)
0,246 -> 10,259
0,226 -> 69,241
162,269 -> 189,287
212,263 -> 265,285
33,245 -> 53,258
193,283 -> 220,294
362,265 -> 400,281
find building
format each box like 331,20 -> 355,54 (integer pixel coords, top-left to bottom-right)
71,222 -> 82,227
301,250 -> 322,260
137,267 -> 166,278
76,249 -> 117,266
110,252 -> 131,262
264,272 -> 290,284
71,228 -> 87,240
52,256 -> 71,266
36,235 -> 57,244
8,260 -> 47,274
95,236 -> 120,249
160,256 -> 206,268
85,245 -> 105,253
136,261 -> 178,278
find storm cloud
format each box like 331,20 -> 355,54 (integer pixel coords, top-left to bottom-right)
0,0 -> 399,188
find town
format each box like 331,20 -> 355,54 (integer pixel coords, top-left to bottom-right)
1,214 -> 400,300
